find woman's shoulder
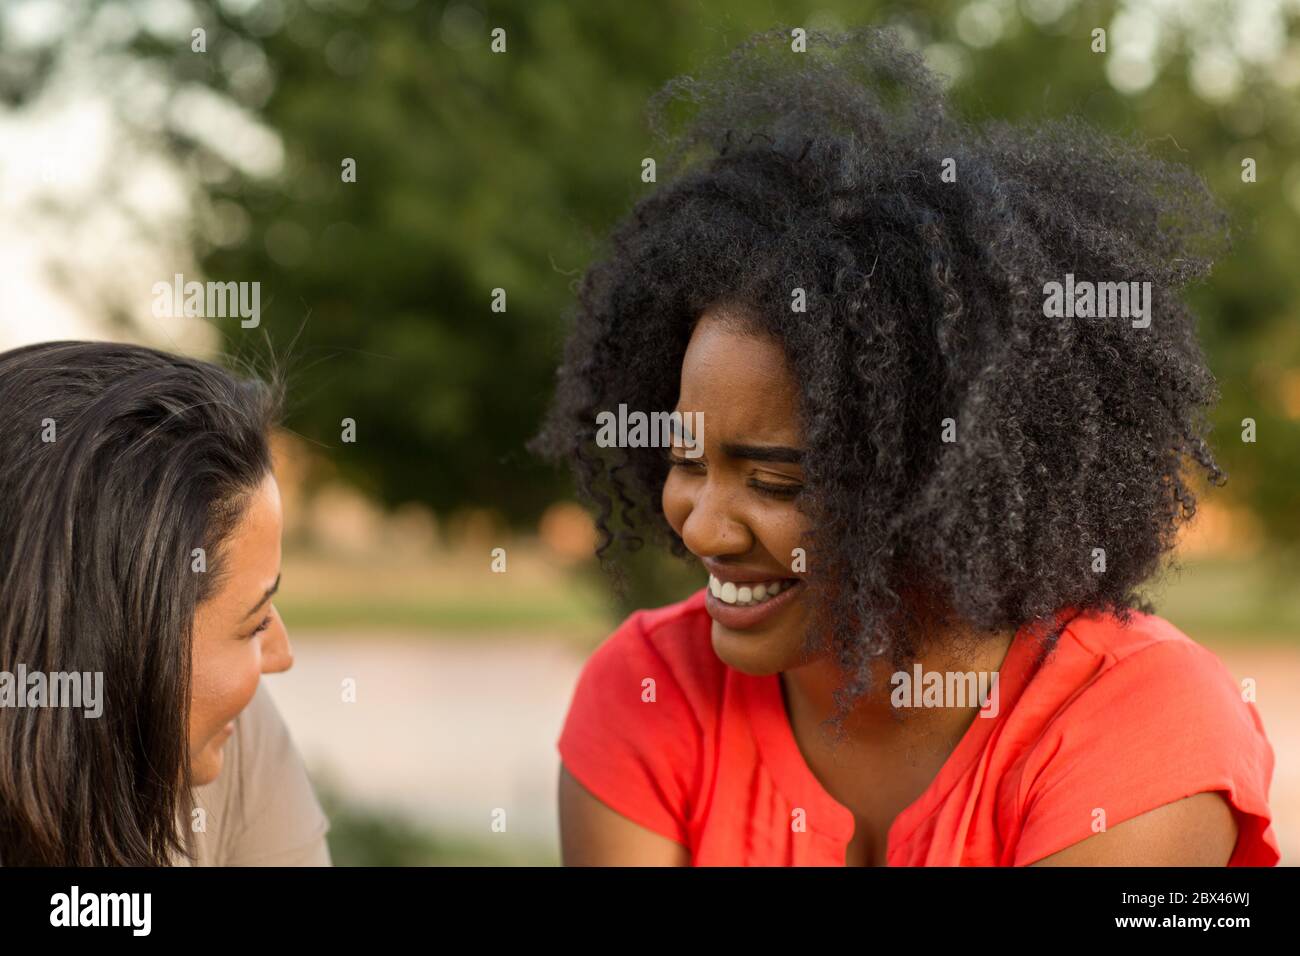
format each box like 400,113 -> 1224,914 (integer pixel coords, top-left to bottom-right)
577,588 -> 726,716
187,683 -> 331,866
560,587 -> 726,764
558,589 -> 721,844
1008,607 -> 1279,864
1042,608 -> 1255,714
1019,607 -> 1267,751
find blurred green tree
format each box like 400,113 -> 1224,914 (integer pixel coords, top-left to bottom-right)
3,0 -> 1297,580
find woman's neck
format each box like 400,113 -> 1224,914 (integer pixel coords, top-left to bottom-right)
780,622 -> 1017,749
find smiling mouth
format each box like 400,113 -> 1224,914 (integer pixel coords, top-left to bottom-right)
707,574 -> 800,607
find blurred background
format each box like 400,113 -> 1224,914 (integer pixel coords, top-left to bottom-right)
1,0 -> 1297,865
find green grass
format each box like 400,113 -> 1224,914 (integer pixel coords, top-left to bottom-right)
277,593 -> 612,638
1143,556 -> 1300,644
318,780 -> 558,867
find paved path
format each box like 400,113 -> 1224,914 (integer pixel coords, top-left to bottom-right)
262,636 -> 582,853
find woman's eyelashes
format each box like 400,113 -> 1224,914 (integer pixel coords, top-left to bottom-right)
665,449 -> 704,471
243,610 -> 274,640
665,451 -> 803,500
749,478 -> 802,500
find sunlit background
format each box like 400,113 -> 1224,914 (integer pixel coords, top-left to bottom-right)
1,0 -> 1297,865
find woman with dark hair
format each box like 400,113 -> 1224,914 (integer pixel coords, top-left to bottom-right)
535,28 -> 1280,866
0,340 -> 329,866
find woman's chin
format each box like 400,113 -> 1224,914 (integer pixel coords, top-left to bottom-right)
190,741 -> 228,787
710,622 -> 796,677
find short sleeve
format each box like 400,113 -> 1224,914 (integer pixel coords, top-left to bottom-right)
558,611 -> 702,846
198,681 -> 332,866
1013,639 -> 1280,866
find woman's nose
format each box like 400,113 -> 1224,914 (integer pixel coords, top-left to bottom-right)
260,613 -> 294,674
679,481 -> 752,559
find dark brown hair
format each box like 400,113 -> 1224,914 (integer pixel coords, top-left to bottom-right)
0,341 -> 281,865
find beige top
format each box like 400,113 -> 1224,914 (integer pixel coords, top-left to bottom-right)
173,682 -> 332,866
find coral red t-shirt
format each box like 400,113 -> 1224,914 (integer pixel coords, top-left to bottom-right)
557,589 -> 1280,866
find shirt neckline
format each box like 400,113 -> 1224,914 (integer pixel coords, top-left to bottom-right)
741,607 -> 1078,864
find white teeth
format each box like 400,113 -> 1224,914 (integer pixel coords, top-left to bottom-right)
707,574 -> 795,607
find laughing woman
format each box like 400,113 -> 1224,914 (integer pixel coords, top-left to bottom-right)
0,341 -> 329,866
534,28 -> 1280,866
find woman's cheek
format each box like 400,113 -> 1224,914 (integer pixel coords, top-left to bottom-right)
198,638 -> 262,727
768,508 -> 809,575
223,642 -> 263,721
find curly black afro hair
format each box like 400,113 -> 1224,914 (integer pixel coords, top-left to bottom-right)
532,25 -> 1229,725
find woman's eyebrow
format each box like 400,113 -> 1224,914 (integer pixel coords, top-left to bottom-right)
721,442 -> 804,464
244,574 -> 281,619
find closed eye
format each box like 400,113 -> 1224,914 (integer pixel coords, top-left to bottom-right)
665,450 -> 705,470
244,612 -> 273,640
668,450 -> 801,499
749,478 -> 802,500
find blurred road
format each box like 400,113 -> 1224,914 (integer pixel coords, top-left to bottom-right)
263,636 -> 580,856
